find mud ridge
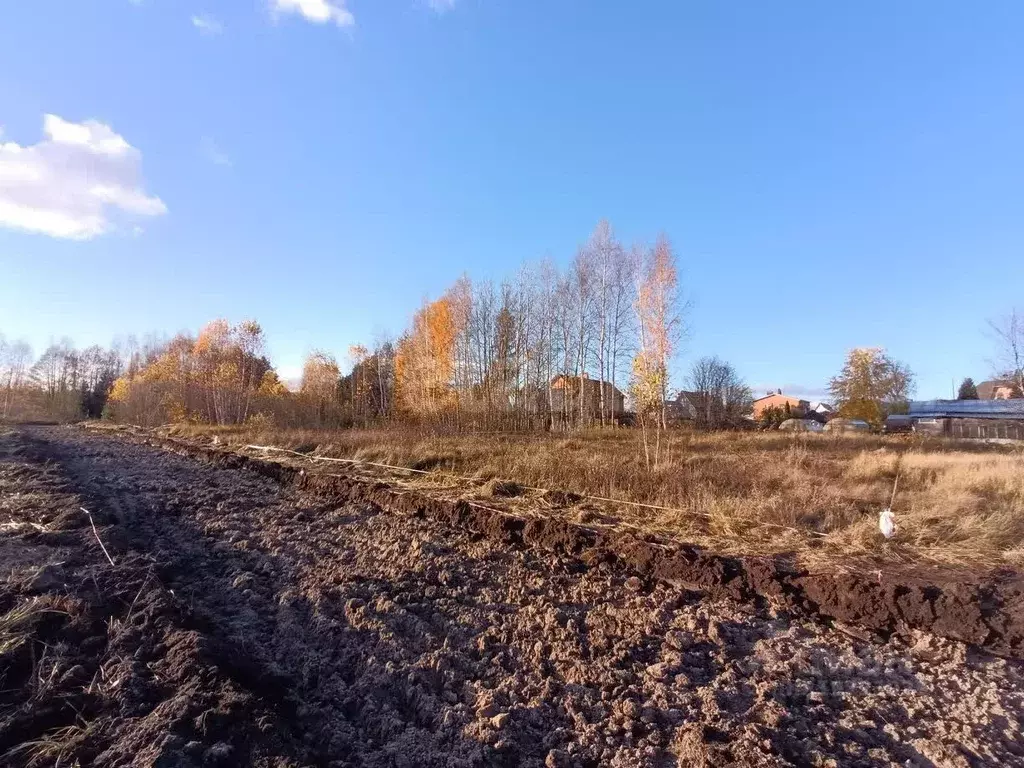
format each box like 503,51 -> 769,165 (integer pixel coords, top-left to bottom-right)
137,431 -> 1024,660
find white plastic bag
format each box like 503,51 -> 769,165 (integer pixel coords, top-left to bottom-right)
879,508 -> 896,539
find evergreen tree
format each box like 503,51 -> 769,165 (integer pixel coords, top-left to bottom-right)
957,377 -> 979,400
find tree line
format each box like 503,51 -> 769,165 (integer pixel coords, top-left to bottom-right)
0,324 -> 282,427
299,221 -> 684,447
4,222 -> 1023,438
385,222 -> 680,432
0,335 -> 123,422
2,222 -> 685,447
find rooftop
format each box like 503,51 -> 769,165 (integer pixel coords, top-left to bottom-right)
908,399 -> 1024,420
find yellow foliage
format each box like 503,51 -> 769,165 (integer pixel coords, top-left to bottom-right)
161,395 -> 188,424
629,352 -> 664,414
215,360 -> 240,386
108,376 -> 132,403
301,351 -> 340,402
258,370 -> 288,397
109,318 -> 279,427
394,294 -> 462,416
194,319 -> 231,358
829,348 -> 914,427
838,399 -> 884,425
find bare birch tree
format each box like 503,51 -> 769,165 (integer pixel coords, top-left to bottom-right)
990,309 -> 1024,396
1,338 -> 33,418
586,220 -> 626,426
631,235 -> 682,467
570,246 -> 597,425
687,356 -> 752,430
608,243 -> 638,425
371,331 -> 396,419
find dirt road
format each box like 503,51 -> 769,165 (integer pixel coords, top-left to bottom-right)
1,426 -> 1022,767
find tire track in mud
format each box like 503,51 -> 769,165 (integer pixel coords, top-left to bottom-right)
2,425 -> 1024,767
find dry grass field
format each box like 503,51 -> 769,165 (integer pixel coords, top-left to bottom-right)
166,424 -> 1024,571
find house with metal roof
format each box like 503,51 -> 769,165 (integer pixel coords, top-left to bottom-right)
905,399 -> 1024,439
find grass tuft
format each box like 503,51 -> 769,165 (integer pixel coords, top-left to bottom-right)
0,596 -> 68,657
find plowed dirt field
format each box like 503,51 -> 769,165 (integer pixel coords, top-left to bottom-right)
1,426 -> 1022,767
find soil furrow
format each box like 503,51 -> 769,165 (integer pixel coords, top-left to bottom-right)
1,425 -> 1023,767
136,429 -> 1024,660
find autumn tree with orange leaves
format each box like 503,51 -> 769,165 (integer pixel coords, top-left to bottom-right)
395,294 -> 460,421
57,220 -> 695,433
106,319 -> 280,427
300,350 -> 341,426
631,235 -> 682,468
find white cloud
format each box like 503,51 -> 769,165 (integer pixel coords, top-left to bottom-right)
0,114 -> 166,240
270,0 -> 354,27
191,14 -> 224,36
428,0 -> 457,12
200,137 -> 231,167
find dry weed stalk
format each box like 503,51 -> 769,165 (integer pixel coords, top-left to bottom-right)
80,507 -> 115,566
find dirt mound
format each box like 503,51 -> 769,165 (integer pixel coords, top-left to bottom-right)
146,433 -> 1024,660
2,425 -> 1023,767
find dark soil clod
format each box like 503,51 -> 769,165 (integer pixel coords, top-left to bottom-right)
480,478 -> 524,498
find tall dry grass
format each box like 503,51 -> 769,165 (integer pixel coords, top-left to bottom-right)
166,423 -> 1024,571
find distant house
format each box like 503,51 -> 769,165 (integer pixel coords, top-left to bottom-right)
663,398 -> 692,423
751,391 -> 810,420
805,401 -> 834,424
977,379 -> 1022,400
667,390 -> 756,429
549,375 -> 625,421
809,401 -> 834,417
907,399 -> 1024,440
664,390 -> 701,422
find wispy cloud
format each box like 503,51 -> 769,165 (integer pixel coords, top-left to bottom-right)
270,0 -> 354,27
0,114 -> 166,240
200,137 -> 231,167
191,14 -> 224,36
427,0 -> 458,12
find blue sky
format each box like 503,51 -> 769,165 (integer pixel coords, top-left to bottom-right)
1,1 -> 1022,398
